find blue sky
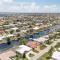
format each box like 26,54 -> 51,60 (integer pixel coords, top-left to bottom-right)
15,0 -> 60,4
0,0 -> 60,13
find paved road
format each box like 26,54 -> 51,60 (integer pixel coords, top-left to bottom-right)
29,39 -> 60,60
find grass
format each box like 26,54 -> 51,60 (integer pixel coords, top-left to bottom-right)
22,58 -> 28,60
37,47 -> 55,60
29,53 -> 34,57
37,52 -> 50,60
55,42 -> 60,48
40,44 -> 46,50
44,40 -> 53,45
33,49 -> 39,53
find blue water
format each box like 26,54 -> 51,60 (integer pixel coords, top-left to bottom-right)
24,24 -> 60,39
0,40 -> 19,51
0,24 -> 60,52
24,28 -> 50,39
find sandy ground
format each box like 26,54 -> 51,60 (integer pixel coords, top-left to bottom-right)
0,50 -> 16,60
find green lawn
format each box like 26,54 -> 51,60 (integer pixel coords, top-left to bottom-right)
22,58 -> 28,60
55,42 -> 60,48
40,44 -> 46,50
37,52 -> 50,60
37,47 -> 55,60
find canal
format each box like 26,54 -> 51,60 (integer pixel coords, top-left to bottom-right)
0,24 -> 60,52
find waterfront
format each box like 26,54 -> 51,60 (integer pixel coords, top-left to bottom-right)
0,40 -> 19,52
24,24 -> 60,39
0,24 -> 60,52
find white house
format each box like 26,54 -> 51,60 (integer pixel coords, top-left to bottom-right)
52,51 -> 60,60
33,35 -> 49,43
16,45 -> 32,54
10,27 -> 18,30
33,26 -> 40,30
0,36 -> 5,40
0,36 -> 6,44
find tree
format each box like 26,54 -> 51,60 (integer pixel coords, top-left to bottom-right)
16,29 -> 20,32
16,52 -> 21,60
45,35 -> 53,44
10,30 -> 14,34
49,35 -> 53,40
48,46 -> 54,57
45,39 -> 51,45
22,52 -> 26,58
16,34 -> 20,39
53,34 -> 57,41
20,38 -> 28,45
6,37 -> 11,45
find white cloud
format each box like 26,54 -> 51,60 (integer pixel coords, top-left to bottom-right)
42,5 -> 58,13
0,0 -> 59,13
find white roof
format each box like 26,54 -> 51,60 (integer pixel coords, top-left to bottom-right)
0,36 -> 5,40
16,45 -> 31,54
7,34 -> 15,37
52,51 -> 60,60
58,48 -> 60,51
20,30 -> 27,32
0,34 -> 15,40
33,35 -> 48,42
33,27 -> 39,30
10,27 -> 18,30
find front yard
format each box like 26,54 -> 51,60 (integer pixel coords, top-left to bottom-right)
40,44 -> 46,50
54,42 -> 60,48
37,47 -> 54,60
37,52 -> 50,60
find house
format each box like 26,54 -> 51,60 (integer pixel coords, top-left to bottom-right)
10,27 -> 18,32
33,35 -> 49,43
16,45 -> 32,55
0,36 -> 6,44
52,51 -> 60,60
0,34 -> 16,44
6,34 -> 16,40
27,41 -> 40,51
20,30 -> 27,33
33,26 -> 40,30
0,19 -> 6,25
7,34 -> 15,37
0,29 -> 6,36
